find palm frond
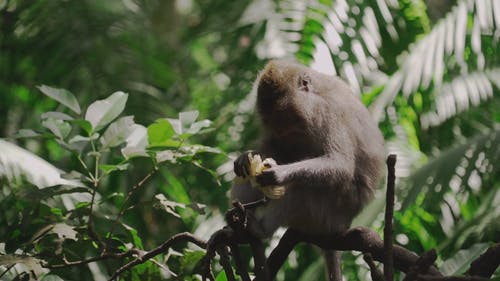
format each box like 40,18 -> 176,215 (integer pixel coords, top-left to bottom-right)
420,69 -> 500,128
371,0 -> 500,120
0,139 -> 83,188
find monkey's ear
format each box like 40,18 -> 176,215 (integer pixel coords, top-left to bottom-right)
298,74 -> 312,92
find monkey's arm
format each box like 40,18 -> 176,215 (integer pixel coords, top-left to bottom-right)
256,153 -> 355,187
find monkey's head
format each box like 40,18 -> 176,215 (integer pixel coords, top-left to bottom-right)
256,60 -> 335,139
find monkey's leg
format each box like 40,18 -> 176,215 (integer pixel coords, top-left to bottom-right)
325,250 -> 342,281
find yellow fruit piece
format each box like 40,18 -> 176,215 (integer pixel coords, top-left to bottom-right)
236,154 -> 285,199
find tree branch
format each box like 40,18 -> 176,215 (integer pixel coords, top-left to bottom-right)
385,154 -> 396,281
108,232 -> 206,281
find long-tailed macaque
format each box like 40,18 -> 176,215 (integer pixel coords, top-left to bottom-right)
231,60 -> 385,281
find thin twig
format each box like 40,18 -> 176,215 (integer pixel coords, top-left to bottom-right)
106,167 -> 158,241
384,154 -> 397,281
45,251 -> 133,269
108,232 -> 206,281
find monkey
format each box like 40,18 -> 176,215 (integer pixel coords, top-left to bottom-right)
231,60 -> 385,281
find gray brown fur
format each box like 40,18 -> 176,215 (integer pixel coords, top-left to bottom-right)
231,60 -> 385,238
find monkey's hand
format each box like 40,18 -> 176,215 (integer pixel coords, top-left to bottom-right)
234,153 -> 286,199
255,165 -> 287,187
234,151 -> 259,177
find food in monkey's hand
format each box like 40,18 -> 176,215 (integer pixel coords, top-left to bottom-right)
234,153 -> 285,200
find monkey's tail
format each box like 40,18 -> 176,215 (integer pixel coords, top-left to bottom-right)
324,250 -> 343,281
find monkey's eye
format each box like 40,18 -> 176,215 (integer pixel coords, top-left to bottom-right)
298,75 -> 312,92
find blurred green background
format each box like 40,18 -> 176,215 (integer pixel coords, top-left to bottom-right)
0,0 -> 499,280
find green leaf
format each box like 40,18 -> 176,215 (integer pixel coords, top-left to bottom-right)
162,172 -> 190,204
68,134 -> 99,143
180,250 -> 207,276
186,119 -> 212,135
100,116 -> 136,149
147,119 -> 178,147
14,129 -> 41,138
41,111 -> 74,121
0,139 -> 84,188
122,223 -> 144,249
180,111 -> 199,129
42,118 -> 71,139
215,271 -> 228,281
37,85 -> 81,114
99,163 -> 130,175
70,119 -> 93,135
122,124 -> 149,159
85,91 -> 128,132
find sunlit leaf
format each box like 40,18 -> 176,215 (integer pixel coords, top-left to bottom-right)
41,111 -> 74,121
0,139 -> 84,188
148,119 -> 178,147
14,129 -> 41,138
100,116 -> 136,149
70,119 -> 93,135
42,118 -> 71,139
37,85 -> 81,114
121,124 -> 149,158
85,91 -> 128,132
99,163 -> 130,175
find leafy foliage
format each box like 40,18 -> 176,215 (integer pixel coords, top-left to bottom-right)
0,0 -> 498,280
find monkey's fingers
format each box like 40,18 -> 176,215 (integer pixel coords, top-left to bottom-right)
234,151 -> 257,177
256,169 -> 280,186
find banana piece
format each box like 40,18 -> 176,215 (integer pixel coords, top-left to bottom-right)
236,153 -> 285,199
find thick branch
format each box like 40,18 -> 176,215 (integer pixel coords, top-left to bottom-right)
467,243 -> 500,278
266,227 -> 442,280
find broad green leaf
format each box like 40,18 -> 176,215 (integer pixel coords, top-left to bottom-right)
121,124 -> 149,159
70,119 -> 93,135
215,271 -> 228,281
162,171 -> 190,204
100,116 -> 135,149
0,139 -> 84,188
68,134 -> 99,143
180,250 -> 206,275
179,110 -> 199,129
85,91 -> 128,132
41,111 -> 74,121
167,118 -> 182,135
37,85 -> 81,114
185,119 -> 212,135
148,119 -> 178,147
99,163 -> 130,175
42,118 -> 71,139
14,129 -> 41,138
